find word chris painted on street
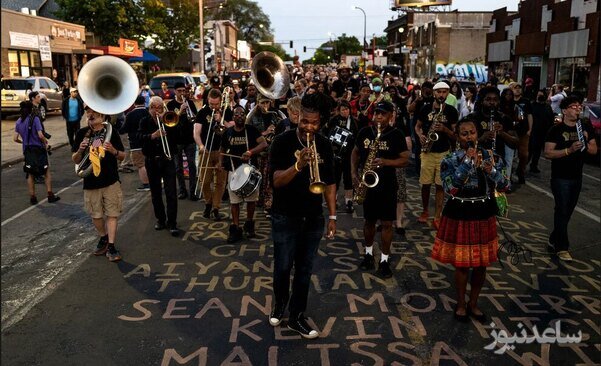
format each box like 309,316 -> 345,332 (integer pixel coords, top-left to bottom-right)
436,63 -> 488,83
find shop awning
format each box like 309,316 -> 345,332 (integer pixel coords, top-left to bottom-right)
129,50 -> 161,63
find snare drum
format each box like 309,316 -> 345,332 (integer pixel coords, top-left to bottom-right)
229,164 -> 262,198
328,126 -> 353,157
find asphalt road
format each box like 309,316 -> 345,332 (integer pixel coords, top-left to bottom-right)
1,142 -> 599,365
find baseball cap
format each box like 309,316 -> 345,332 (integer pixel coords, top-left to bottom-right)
174,82 -> 185,89
70,87 -> 78,92
374,101 -> 394,113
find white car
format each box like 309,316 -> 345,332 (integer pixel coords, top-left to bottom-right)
1,76 -> 63,120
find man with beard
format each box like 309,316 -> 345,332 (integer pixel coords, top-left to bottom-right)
414,82 -> 458,229
332,63 -> 359,99
220,106 -> 268,243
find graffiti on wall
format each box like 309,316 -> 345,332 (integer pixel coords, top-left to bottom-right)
436,63 -> 488,83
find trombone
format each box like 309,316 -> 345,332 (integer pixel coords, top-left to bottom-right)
157,102 -> 179,160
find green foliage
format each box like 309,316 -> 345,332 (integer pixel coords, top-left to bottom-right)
253,44 -> 292,61
309,33 -> 362,65
54,0 -> 147,45
205,0 -> 272,47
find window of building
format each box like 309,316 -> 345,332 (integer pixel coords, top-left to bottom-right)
556,57 -> 590,98
7,49 -> 51,77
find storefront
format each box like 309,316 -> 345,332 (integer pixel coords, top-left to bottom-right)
1,8 -> 86,84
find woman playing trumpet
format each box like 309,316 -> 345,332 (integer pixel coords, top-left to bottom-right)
431,117 -> 509,323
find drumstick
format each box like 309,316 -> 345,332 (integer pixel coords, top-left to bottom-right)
220,153 -> 244,158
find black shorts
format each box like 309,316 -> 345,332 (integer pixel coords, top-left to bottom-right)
362,183 -> 397,222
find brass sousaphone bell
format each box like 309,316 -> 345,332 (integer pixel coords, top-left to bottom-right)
250,51 -> 291,99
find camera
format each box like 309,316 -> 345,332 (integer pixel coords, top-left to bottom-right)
43,131 -> 52,139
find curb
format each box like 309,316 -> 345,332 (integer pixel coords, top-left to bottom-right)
1,142 -> 70,170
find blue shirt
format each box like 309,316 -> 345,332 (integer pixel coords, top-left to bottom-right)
68,98 -> 79,122
15,116 -> 44,152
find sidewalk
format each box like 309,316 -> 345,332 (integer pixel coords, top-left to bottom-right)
1,112 -> 71,168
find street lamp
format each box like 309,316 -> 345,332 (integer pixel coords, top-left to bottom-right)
352,6 -> 367,52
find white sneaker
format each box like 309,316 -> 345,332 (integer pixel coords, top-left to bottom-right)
556,251 -> 573,262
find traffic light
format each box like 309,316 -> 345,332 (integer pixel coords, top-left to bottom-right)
289,41 -> 293,48
303,46 -> 307,52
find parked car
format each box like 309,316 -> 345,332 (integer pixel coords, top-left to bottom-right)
148,73 -> 196,100
190,72 -> 208,86
1,76 -> 63,120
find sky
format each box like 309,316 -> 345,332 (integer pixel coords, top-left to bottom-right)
256,0 -> 519,61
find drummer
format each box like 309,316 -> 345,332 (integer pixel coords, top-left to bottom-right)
220,105 -> 268,243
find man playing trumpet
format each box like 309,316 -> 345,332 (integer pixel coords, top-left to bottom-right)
138,96 -> 180,237
72,106 -> 125,262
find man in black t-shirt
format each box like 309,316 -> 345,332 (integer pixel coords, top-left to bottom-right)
167,82 -> 199,201
509,82 -> 533,184
120,96 -> 150,191
415,82 -> 458,228
220,106 -> 267,243
544,97 -> 598,262
193,88 -> 234,220
268,93 -> 336,339
471,87 -> 518,157
72,106 -> 125,262
351,101 -> 410,279
138,96 -> 181,237
331,63 -> 359,99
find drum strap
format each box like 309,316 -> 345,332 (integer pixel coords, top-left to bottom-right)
346,117 -> 351,130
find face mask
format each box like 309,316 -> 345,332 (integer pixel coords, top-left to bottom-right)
242,77 -> 246,81
373,85 -> 382,93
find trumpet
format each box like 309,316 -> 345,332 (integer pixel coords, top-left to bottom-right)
307,132 -> 326,194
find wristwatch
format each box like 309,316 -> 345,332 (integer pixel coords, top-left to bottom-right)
328,215 -> 337,221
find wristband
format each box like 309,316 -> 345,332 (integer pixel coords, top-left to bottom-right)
294,161 -> 301,172
328,215 -> 337,221
564,148 -> 569,156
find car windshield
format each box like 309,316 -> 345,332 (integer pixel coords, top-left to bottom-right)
149,77 -> 181,89
1,80 -> 32,90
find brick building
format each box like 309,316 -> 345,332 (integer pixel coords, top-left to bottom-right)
394,11 -> 493,83
487,0 -> 600,102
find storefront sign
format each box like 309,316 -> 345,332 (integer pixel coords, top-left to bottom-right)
123,40 -> 137,54
435,63 -> 488,83
9,32 -> 39,49
38,35 -> 52,61
51,25 -> 82,41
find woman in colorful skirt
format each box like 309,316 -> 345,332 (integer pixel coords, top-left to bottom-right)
431,117 -> 509,322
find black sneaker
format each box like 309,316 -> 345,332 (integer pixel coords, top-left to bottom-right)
93,235 -> 109,256
154,221 -> 166,230
178,191 -> 188,200
227,225 -> 243,243
169,226 -> 180,237
377,260 -> 393,278
136,184 -> 150,192
212,208 -> 223,221
47,195 -> 60,203
345,200 -> 354,214
30,195 -> 38,205
287,313 -> 319,339
269,303 -> 286,326
359,253 -> 375,270
203,204 -> 212,219
106,245 -> 122,262
243,220 -> 256,238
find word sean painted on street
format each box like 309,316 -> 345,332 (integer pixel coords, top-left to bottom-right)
435,63 -> 488,83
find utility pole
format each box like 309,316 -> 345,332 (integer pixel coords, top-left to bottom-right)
198,0 -> 205,73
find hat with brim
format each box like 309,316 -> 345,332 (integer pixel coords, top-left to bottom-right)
257,93 -> 271,103
374,101 -> 394,113
337,63 -> 351,70
433,81 -> 450,90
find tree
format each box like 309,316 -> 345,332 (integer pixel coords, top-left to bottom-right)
252,44 -> 292,61
146,0 -> 200,69
54,0 -> 148,45
334,34 -> 362,55
205,0 -> 272,46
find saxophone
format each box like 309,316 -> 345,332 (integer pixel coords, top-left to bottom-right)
421,104 -> 445,153
354,125 -> 382,204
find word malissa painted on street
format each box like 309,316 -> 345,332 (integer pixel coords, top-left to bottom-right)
436,62 -> 488,83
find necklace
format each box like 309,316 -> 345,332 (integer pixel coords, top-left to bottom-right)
296,130 -> 307,148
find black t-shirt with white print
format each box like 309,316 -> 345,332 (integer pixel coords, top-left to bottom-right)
221,125 -> 262,171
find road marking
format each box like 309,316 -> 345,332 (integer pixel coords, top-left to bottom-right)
1,179 -> 82,227
525,181 -> 600,223
583,172 -> 600,182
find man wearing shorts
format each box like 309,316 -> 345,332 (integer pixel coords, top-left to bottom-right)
72,106 -> 125,262
351,101 -> 409,278
220,106 -> 268,243
415,82 -> 458,229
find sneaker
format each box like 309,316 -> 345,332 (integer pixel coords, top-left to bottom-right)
154,221 -> 166,231
212,208 -> 223,221
169,226 -> 180,237
227,225 -> 243,243
189,194 -> 199,201
93,235 -> 109,256
243,220 -> 256,238
264,208 -> 272,219
359,253 -> 375,270
557,251 -> 573,262
30,195 -> 38,205
377,260 -> 393,278
136,184 -> 151,192
287,313 -> 319,339
47,195 -> 60,203
178,191 -> 188,200
345,200 -> 354,214
269,303 -> 286,326
203,204 -> 212,219
418,211 -> 429,223
106,245 -> 122,262
395,227 -> 406,236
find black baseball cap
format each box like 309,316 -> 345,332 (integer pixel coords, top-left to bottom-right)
135,96 -> 146,105
210,76 -> 220,85
374,101 -> 394,113
174,82 -> 185,89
